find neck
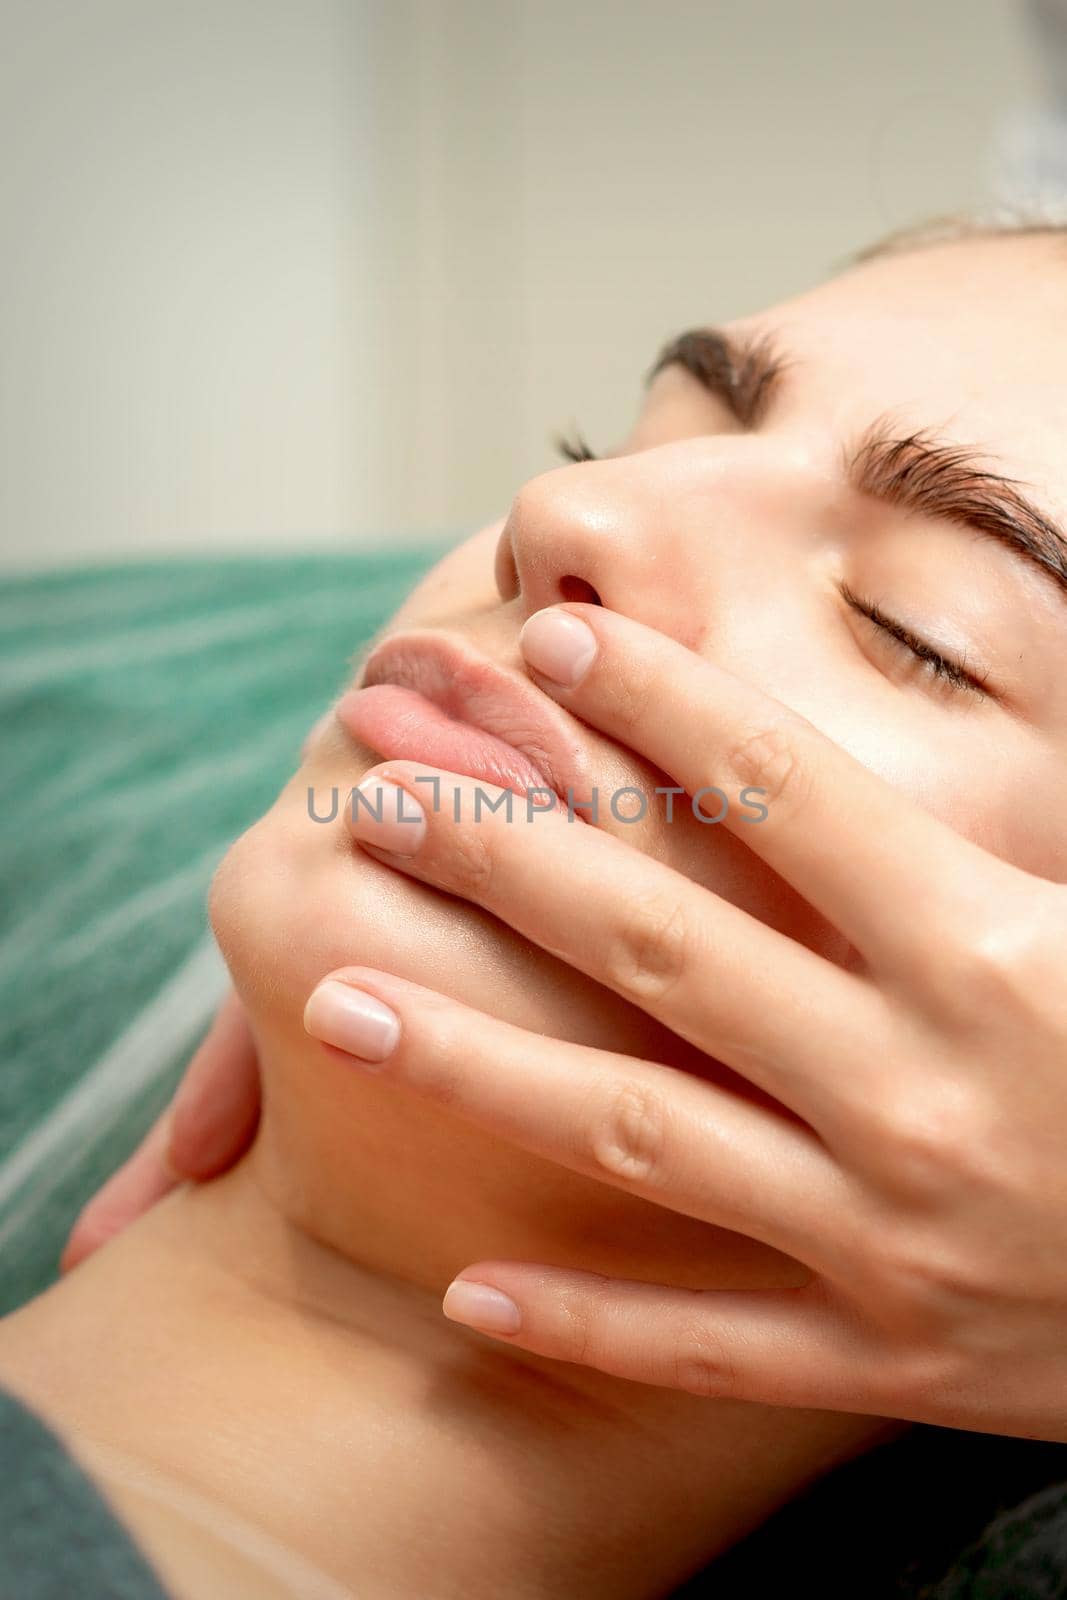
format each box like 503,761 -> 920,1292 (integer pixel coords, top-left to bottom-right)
0,1154 -> 903,1599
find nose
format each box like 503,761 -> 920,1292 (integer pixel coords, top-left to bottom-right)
496,453 -> 688,620
493,460 -> 612,613
493,435 -> 826,650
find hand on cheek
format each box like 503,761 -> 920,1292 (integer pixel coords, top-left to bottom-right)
301,605 -> 1067,1444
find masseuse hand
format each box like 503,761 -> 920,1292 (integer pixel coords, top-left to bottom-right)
60,988 -> 260,1269
303,603 -> 1067,1442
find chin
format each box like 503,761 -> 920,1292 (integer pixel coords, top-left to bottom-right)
212,796 -> 439,1021
209,763 -> 705,1111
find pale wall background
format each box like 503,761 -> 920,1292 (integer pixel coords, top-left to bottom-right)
0,0 -> 1048,569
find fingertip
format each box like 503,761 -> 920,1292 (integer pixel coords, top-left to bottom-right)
442,1276 -> 523,1336
58,1220 -> 94,1274
307,966 -> 428,1007
58,1200 -> 128,1274
303,978 -> 400,1065
519,608 -> 598,688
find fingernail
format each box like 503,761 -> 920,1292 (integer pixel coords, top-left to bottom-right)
304,980 -> 400,1065
520,609 -> 597,687
442,1277 -> 523,1335
349,777 -> 427,855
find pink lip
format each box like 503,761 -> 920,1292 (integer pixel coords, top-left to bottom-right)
334,631 -> 594,807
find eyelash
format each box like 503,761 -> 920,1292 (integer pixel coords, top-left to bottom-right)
840,582 -> 992,698
554,426 -> 599,464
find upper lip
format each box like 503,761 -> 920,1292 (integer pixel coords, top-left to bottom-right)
355,629 -> 596,805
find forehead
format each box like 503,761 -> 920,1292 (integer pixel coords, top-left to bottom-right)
729,236 -> 1067,494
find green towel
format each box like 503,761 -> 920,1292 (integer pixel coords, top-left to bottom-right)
0,549 -> 444,1314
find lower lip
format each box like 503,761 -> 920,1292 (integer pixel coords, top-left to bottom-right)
336,684 -> 561,801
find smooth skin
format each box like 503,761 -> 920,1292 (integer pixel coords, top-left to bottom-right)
65,599 -> 1067,1440
304,599 -> 1067,1441
62,231 -> 1067,1444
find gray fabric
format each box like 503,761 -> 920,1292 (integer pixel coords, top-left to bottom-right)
0,1386 -> 171,1599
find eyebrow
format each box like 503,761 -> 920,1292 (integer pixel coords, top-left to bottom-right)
647,325 -> 1067,599
646,326 -> 790,426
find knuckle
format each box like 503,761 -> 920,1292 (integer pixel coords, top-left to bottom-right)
407,1004 -> 467,1110
554,1273 -> 615,1367
671,1315 -> 738,1399
586,1080 -> 669,1187
606,653 -> 659,737
913,888 -> 1063,1029
855,1317 -> 967,1418
894,1343 -> 977,1420
946,918 -> 1047,1023
434,817 -> 496,901
724,717 -> 810,812
601,892 -> 689,1004
861,1067 -> 1015,1246
864,1079 -> 974,1201
872,1220 -> 992,1324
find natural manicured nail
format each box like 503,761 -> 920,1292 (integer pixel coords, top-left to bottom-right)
304,980 -> 400,1065
442,1277 -> 523,1335
349,777 -> 427,855
520,609 -> 598,687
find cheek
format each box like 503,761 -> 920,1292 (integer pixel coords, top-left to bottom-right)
384,521 -> 504,630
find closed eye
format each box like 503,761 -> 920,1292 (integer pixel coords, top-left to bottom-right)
840,581 -> 993,699
551,429 -> 994,701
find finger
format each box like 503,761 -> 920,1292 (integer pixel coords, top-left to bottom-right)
60,992 -> 260,1272
517,604 -> 1025,979
440,1262 -> 884,1415
303,968 -> 862,1275
166,989 -> 261,1179
60,1108 -> 178,1272
337,763 -> 881,1127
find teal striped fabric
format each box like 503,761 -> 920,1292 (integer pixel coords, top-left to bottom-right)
0,550 -> 445,1314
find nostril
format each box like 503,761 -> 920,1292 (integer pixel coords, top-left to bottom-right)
558,575 -> 602,606
494,527 -> 520,602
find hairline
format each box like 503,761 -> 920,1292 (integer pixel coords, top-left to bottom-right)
841,206 -> 1067,270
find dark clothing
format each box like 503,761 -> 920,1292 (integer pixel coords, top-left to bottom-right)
673,1424 -> 1067,1600
0,1386 -> 170,1600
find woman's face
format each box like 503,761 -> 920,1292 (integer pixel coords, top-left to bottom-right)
210,233 -> 1067,1278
